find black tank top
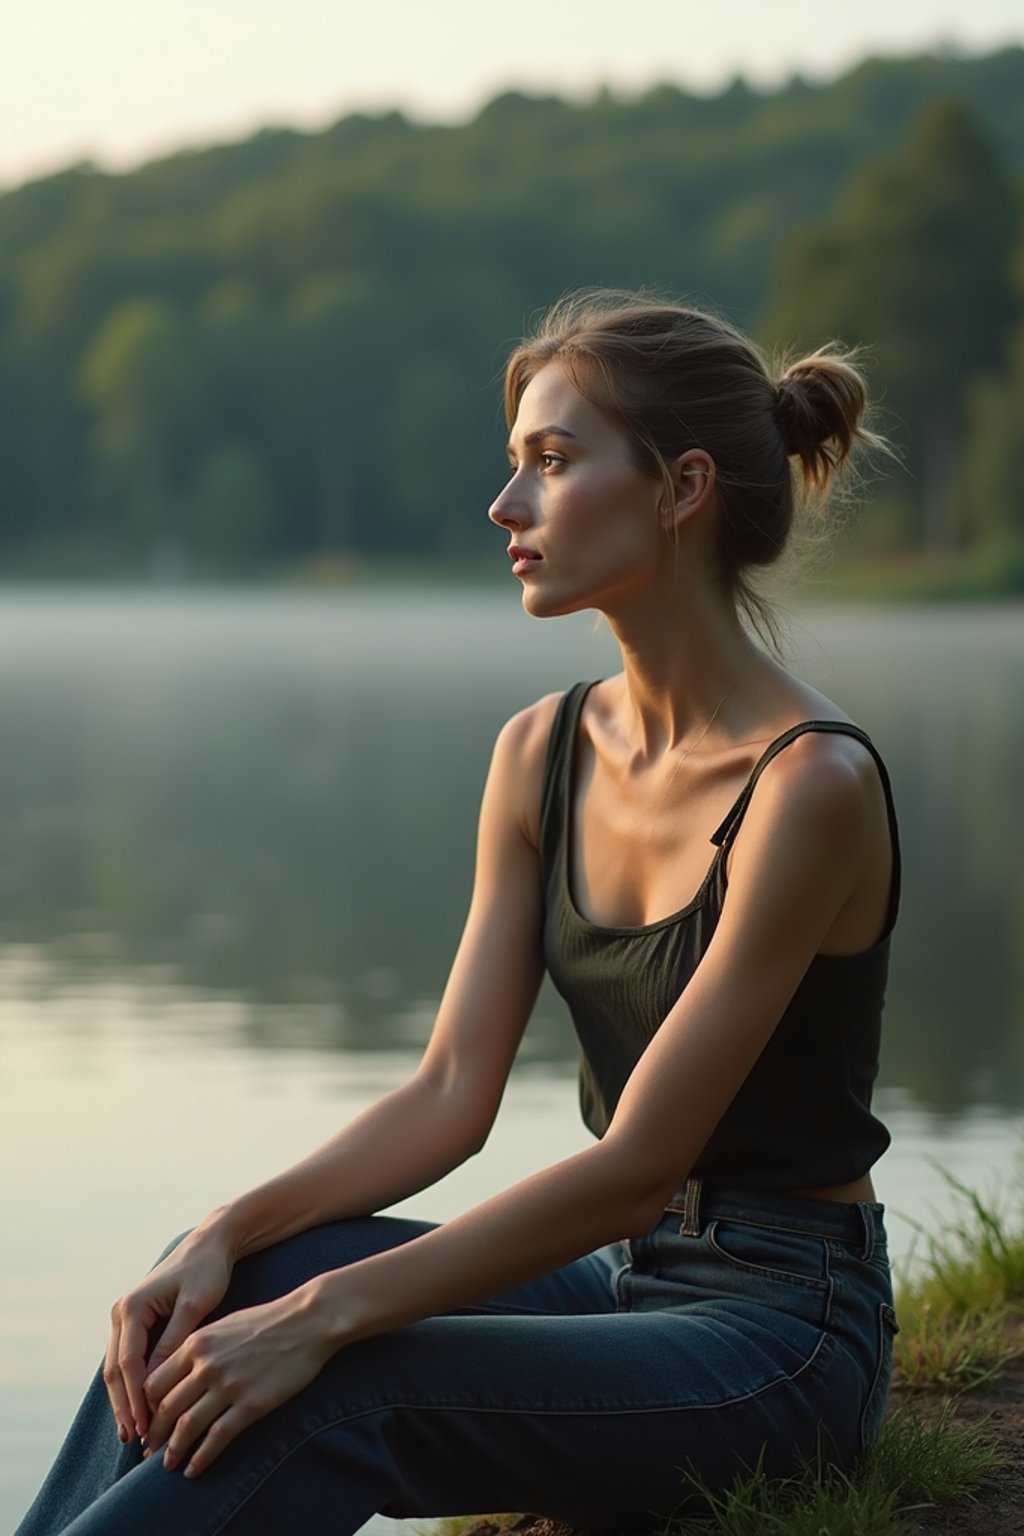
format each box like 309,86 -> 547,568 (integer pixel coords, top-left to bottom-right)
540,681 -> 901,1190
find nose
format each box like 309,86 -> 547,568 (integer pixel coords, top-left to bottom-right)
488,471 -> 530,531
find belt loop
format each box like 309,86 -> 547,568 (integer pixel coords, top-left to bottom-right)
679,1176 -> 702,1237
856,1201 -> 874,1262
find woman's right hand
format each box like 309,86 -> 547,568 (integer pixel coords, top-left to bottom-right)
104,1220 -> 236,1444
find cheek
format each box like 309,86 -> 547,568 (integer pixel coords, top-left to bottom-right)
566,470 -> 657,531
590,487 -> 661,559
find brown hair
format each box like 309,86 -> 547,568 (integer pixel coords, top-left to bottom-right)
503,291 -> 882,643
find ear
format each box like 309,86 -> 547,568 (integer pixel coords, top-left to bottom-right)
664,449 -> 716,531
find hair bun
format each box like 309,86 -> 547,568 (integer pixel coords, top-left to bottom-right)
774,349 -> 871,492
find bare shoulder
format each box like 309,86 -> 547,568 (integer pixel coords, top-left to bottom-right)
726,721 -> 890,929
490,690 -> 567,848
746,665 -> 881,816
766,721 -> 878,789
494,690 -> 564,761
720,718 -> 894,953
749,726 -> 878,839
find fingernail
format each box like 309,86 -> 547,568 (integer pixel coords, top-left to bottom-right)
118,1423 -> 128,1444
184,1463 -> 198,1479
164,1451 -> 176,1472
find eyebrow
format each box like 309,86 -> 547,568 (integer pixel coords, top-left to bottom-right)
507,425 -> 578,455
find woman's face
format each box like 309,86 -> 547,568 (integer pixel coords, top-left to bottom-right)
489,362 -> 666,619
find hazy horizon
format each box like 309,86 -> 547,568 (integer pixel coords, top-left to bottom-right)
3,0 -> 1023,189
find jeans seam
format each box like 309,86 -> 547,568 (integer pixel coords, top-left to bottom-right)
857,1301 -> 898,1453
696,1212 -> 862,1243
610,1239 -> 633,1310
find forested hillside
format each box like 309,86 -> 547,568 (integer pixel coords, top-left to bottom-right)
1,47 -> 1022,578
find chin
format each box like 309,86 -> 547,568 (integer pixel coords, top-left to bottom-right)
520,584 -> 589,621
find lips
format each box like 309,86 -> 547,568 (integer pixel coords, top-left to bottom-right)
508,545 -> 543,577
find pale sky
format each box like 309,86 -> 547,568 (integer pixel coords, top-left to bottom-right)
2,0 -> 1023,189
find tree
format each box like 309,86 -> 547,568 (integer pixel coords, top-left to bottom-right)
77,297 -> 212,557
187,443 -> 280,568
957,317 -> 1024,569
766,97 -> 1019,552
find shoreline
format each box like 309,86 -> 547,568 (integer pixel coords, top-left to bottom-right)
0,549 -> 1022,605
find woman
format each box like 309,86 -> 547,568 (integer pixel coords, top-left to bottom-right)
18,292 -> 900,1535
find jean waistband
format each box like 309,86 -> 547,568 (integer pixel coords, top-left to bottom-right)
663,1176 -> 885,1252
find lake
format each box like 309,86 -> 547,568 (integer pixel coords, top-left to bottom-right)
3,588 -> 1023,1530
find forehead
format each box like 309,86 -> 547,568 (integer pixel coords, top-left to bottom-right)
509,361 -> 610,440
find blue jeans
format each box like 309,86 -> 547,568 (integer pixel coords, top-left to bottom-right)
16,1183 -> 897,1535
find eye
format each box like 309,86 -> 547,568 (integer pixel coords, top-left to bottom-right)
539,453 -> 566,470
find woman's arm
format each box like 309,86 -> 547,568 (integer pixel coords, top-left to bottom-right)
211,700 -> 557,1257
108,700 -> 554,1441
144,730 -> 878,1474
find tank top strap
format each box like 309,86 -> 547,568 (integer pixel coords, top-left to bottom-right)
539,681 -> 596,870
709,719 -> 902,936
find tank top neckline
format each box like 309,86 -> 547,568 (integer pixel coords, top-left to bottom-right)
558,678 -> 886,940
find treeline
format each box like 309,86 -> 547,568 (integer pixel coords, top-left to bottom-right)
1,48 -> 1023,579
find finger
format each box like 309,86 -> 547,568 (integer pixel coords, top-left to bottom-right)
161,1389 -> 223,1472
102,1313 -> 134,1444
146,1370 -> 205,1454
144,1376 -> 210,1468
142,1353 -> 193,1448
144,1295 -> 205,1378
183,1405 -> 253,1478
118,1311 -> 157,1439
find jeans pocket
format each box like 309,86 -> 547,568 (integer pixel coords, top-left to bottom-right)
859,1302 -> 900,1453
706,1219 -> 830,1293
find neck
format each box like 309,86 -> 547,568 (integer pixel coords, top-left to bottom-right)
600,564 -> 769,758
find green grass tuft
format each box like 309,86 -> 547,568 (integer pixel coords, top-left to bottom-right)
664,1461 -> 915,1535
893,1298 -> 1021,1390
892,1164 -> 1024,1390
865,1400 -> 1005,1507
661,1405 -> 1002,1535
902,1168 -> 1024,1316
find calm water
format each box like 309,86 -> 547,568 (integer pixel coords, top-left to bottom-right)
3,588 -> 1023,1528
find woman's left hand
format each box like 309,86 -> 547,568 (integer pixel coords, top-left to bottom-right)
142,1289 -> 333,1477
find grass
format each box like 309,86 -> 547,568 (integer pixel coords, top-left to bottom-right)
897,1170 -> 1024,1317
858,1403 -> 1003,1510
663,1406 -> 1003,1536
892,1166 -> 1024,1393
894,1301 -> 1021,1392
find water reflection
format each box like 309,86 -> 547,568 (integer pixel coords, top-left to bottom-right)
0,590 -> 1022,1118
